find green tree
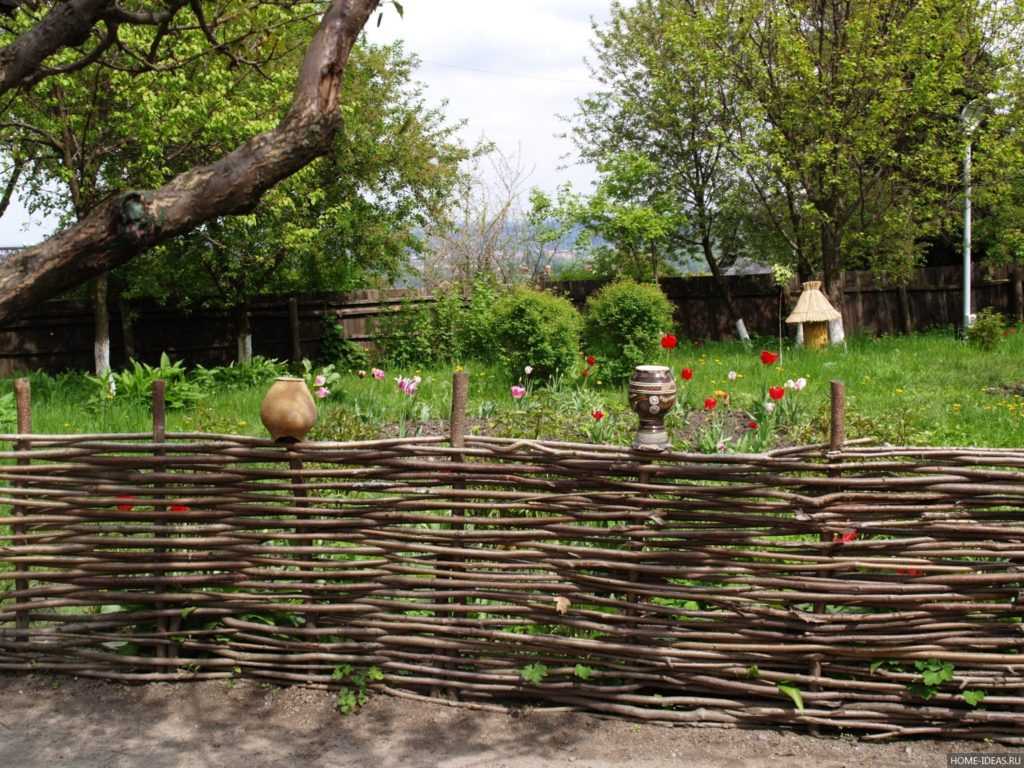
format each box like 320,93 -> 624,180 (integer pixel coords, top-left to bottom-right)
0,0 -> 387,322
1,4 -> 332,368
710,0 -> 1014,340
538,152 -> 695,283
573,0 -> 752,340
118,42 -> 469,360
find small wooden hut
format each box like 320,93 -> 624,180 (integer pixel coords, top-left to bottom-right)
786,281 -> 841,348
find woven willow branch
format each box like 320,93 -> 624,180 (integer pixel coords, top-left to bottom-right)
1,433 -> 1022,742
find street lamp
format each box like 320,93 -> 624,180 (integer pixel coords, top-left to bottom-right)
961,100 -> 984,334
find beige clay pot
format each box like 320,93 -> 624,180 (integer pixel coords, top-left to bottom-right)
260,377 -> 317,443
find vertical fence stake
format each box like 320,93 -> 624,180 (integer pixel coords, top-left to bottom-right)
809,380 -> 845,734
443,372 -> 469,699
449,372 -> 469,606
12,379 -> 31,638
288,447 -> 316,631
152,381 -> 173,659
289,297 -> 302,363
830,381 -> 846,453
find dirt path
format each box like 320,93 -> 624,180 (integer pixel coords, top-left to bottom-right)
0,675 -> 1015,767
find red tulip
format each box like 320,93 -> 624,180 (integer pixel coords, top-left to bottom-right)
768,386 -> 785,401
834,529 -> 859,544
897,567 -> 923,577
592,410 -> 605,421
747,421 -> 759,430
660,334 -> 678,350
704,397 -> 717,411
760,350 -> 779,365
170,503 -> 190,513
681,367 -> 693,381
116,495 -> 136,512
586,355 -> 597,366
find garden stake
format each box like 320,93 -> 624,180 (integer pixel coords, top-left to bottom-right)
288,446 -> 317,631
12,378 -> 30,636
152,380 -> 173,659
809,380 -> 847,732
448,372 -> 470,595
440,372 -> 469,699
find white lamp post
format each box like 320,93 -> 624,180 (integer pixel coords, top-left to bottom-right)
961,101 -> 984,334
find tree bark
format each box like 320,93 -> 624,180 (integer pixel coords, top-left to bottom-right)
235,303 -> 252,364
701,236 -> 750,343
0,0 -> 114,96
820,217 -> 846,344
0,159 -> 22,219
1011,265 -> 1024,324
93,273 -> 110,375
897,284 -> 913,335
0,0 -> 380,323
289,296 -> 302,363
118,297 -> 136,363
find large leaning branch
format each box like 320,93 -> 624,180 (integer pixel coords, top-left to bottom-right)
0,0 -> 380,322
0,0 -> 117,95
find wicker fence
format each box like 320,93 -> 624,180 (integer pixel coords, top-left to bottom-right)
0,382 -> 1022,742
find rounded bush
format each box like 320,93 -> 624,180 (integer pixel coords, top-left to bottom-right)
583,279 -> 675,381
966,307 -> 1006,351
491,287 -> 582,381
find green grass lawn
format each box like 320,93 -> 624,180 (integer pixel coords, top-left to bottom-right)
2,329 -> 1021,449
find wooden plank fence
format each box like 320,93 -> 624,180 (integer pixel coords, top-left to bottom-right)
0,264 -> 1021,374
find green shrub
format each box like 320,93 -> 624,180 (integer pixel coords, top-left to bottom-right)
194,356 -> 287,390
491,287 -> 582,381
375,279 -> 504,368
583,279 -> 675,381
456,277 -> 502,361
966,307 -> 1006,351
374,298 -> 437,368
319,315 -> 370,372
89,353 -> 204,411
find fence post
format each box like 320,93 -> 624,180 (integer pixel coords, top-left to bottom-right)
449,371 -> 469,604
830,381 -> 846,452
288,297 -> 302,363
12,379 -> 31,637
809,381 -> 845,731
152,381 -> 175,659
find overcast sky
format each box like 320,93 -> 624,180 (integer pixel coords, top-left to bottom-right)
0,0 -> 612,247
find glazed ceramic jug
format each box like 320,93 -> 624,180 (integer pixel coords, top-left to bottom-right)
628,365 -> 676,450
260,377 -> 317,442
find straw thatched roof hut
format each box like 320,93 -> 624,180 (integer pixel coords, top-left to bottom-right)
786,281 -> 840,348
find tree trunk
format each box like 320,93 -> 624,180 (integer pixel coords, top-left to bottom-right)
820,219 -> 846,344
289,296 -> 302,363
0,0 -> 380,323
1011,265 -> 1024,324
118,297 -> 136,363
702,236 -> 750,343
897,284 -> 913,335
235,303 -> 252,364
93,273 -> 110,376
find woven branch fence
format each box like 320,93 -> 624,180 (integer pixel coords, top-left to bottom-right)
0,379 -> 1022,742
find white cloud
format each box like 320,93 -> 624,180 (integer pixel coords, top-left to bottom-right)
367,0 -> 611,194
